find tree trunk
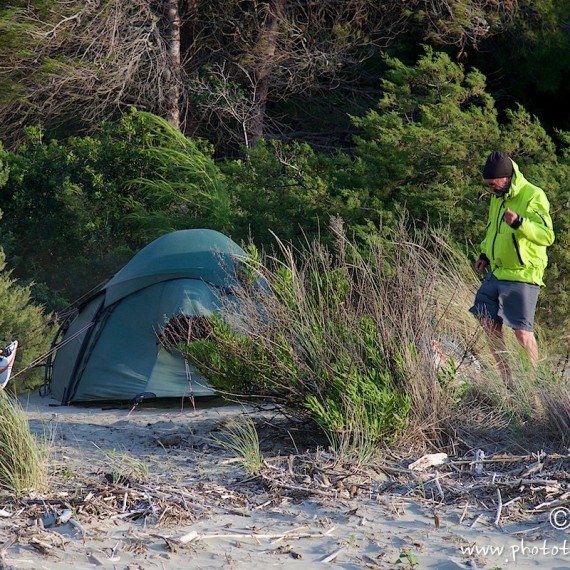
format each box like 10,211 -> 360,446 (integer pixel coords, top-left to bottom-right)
247,0 -> 287,146
165,0 -> 181,129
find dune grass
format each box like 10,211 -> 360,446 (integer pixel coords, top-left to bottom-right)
0,391 -> 49,495
178,216 -> 569,460
100,447 -> 150,485
210,414 -> 264,475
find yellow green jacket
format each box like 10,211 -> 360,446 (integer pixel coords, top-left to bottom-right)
480,159 -> 554,286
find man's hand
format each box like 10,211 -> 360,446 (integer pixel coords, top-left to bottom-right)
475,258 -> 489,273
503,208 -> 518,226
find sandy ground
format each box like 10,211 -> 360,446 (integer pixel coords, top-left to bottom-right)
0,393 -> 568,569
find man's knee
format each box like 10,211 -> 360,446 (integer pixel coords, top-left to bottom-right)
514,329 -> 535,343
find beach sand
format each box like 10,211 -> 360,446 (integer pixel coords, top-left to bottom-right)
0,393 -> 567,569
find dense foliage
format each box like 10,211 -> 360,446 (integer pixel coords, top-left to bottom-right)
2,8 -> 570,399
0,111 -> 231,302
2,48 -> 570,333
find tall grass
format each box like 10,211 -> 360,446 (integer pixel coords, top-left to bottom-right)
99,448 -> 150,485
181,217 -> 494,451
210,414 -> 264,475
541,381 -> 570,443
460,326 -> 558,429
176,215 -> 569,457
0,392 -> 48,495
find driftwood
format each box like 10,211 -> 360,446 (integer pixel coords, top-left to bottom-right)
251,449 -> 570,530
1,445 -> 569,566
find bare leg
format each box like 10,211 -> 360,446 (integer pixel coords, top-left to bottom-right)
480,318 -> 513,387
514,329 -> 539,368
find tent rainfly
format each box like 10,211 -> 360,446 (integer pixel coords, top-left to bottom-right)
45,229 -> 246,404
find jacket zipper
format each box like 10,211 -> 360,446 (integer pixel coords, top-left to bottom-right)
491,198 -> 506,260
534,210 -> 548,226
512,234 -> 523,265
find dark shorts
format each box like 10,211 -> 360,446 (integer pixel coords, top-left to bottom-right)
469,272 -> 540,332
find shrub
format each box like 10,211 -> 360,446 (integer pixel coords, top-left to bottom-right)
0,247 -> 54,392
181,216 -> 482,450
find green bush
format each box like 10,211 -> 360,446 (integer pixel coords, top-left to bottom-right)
0,110 -> 233,305
181,217 -> 481,449
0,141 -> 8,189
0,247 -> 54,392
344,47 -> 570,336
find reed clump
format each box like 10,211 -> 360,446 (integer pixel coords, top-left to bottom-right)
0,392 -> 49,495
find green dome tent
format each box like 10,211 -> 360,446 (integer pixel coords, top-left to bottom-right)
46,229 -> 246,404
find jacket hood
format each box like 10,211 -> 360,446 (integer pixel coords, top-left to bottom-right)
503,159 -> 526,199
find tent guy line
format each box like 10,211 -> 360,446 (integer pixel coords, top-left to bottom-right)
10,321 -> 96,381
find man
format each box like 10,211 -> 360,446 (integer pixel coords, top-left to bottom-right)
470,151 -> 555,384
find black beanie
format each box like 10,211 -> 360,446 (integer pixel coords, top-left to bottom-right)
483,151 -> 513,179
